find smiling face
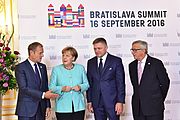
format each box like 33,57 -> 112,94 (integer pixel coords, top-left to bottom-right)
62,51 -> 75,67
93,42 -> 108,58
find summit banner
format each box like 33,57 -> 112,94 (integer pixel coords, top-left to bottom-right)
18,0 -> 180,120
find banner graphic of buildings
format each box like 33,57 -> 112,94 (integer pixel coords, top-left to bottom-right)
48,4 -> 85,28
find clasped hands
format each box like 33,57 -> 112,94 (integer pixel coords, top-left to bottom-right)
62,85 -> 81,92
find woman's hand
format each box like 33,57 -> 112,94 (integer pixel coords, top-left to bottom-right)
72,85 -> 81,91
62,86 -> 72,92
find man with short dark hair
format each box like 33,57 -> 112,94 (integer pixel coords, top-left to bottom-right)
15,42 -> 59,120
87,37 -> 125,120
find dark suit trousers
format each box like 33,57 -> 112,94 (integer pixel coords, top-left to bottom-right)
94,94 -> 119,120
133,104 -> 164,120
18,104 -> 44,120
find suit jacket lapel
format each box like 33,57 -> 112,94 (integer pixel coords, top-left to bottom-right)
133,60 -> 139,85
26,60 -> 42,88
90,57 -> 99,78
25,59 -> 37,81
26,60 -> 38,87
100,54 -> 112,75
95,54 -> 111,77
101,54 -> 109,74
140,55 -> 151,84
37,63 -> 43,88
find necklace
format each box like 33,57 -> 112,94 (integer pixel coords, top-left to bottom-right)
64,64 -> 74,70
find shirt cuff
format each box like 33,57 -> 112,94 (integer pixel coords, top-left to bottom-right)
42,92 -> 45,99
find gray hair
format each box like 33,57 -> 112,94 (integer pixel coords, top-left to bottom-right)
132,40 -> 148,53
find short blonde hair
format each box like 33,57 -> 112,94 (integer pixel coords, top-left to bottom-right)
62,46 -> 78,61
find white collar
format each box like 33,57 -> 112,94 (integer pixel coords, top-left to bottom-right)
99,52 -> 108,60
28,58 -> 37,66
139,54 -> 147,63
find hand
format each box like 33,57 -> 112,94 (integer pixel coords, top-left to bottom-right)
44,90 -> 59,99
71,85 -> 81,91
115,103 -> 123,115
87,102 -> 94,113
45,107 -> 51,119
62,86 -> 71,92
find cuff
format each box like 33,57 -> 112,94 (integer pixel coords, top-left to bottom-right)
42,92 -> 45,99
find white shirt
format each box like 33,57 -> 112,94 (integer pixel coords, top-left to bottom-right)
98,52 -> 108,67
138,54 -> 148,72
28,58 -> 42,78
28,58 -> 45,99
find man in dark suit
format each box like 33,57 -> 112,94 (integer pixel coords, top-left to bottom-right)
15,42 -> 59,120
129,40 -> 170,120
87,37 -> 125,120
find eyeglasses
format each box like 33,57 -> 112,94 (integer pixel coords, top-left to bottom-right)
130,48 -> 143,52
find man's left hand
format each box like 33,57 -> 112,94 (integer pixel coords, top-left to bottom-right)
115,103 -> 123,115
45,107 -> 51,119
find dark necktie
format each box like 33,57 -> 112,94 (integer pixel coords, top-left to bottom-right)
34,63 -> 41,86
99,58 -> 103,74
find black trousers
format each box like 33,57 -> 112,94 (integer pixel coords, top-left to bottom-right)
133,104 -> 164,120
55,110 -> 85,120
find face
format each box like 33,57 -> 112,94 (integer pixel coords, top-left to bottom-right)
93,42 -> 108,58
62,51 -> 74,66
131,43 -> 146,61
29,46 -> 44,63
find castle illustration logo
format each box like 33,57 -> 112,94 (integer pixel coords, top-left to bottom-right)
48,4 -> 85,28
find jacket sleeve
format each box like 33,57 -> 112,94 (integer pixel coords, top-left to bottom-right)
15,64 -> 43,101
86,61 -> 92,103
156,60 -> 170,100
115,58 -> 126,103
79,66 -> 89,92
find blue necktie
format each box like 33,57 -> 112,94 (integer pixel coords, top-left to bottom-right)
99,58 -> 103,74
34,63 -> 41,86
